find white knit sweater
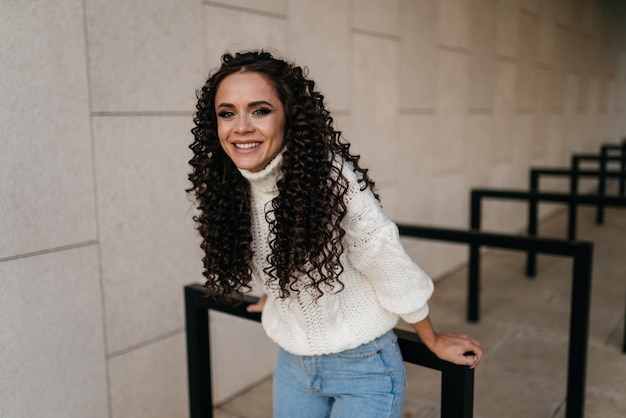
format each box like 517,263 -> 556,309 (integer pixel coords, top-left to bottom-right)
238,152 -> 434,356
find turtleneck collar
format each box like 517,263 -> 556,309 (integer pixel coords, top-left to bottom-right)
237,151 -> 284,195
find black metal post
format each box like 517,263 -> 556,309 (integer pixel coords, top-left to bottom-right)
596,146 -> 608,225
440,359 -> 475,418
621,140 -> 626,196
623,290 -> 626,353
568,157 -> 580,241
395,328 -> 474,418
526,171 -> 539,277
185,286 -> 212,418
564,246 -> 593,418
469,192 -> 481,322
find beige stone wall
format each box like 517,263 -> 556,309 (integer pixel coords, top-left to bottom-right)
1,0 -> 625,416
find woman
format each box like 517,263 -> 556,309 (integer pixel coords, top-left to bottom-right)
188,50 -> 482,418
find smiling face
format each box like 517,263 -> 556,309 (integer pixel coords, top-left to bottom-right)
214,71 -> 286,172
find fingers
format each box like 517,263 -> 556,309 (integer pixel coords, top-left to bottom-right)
462,336 -> 483,369
436,333 -> 482,369
463,352 -> 481,369
246,294 -> 268,313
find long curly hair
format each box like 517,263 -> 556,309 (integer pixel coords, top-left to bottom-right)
188,50 -> 378,302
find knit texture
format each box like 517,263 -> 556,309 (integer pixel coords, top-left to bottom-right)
238,153 -> 434,355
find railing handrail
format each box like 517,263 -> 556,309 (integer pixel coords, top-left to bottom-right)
529,167 -> 625,177
470,188 -> 626,205
185,283 -> 475,418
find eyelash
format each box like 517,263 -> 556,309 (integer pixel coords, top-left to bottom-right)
217,108 -> 272,119
217,111 -> 234,119
253,108 -> 271,116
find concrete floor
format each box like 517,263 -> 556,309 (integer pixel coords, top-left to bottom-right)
212,204 -> 626,418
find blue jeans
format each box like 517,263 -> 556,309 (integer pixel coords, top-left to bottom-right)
273,330 -> 406,418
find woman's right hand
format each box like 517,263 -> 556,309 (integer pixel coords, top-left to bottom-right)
247,293 -> 268,313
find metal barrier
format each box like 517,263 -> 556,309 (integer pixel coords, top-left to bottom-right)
470,189 -> 626,355
396,224 -> 593,418
525,142 -> 625,263
184,283 -> 475,418
528,168 -> 626,239
571,146 -> 626,224
467,189 -> 626,276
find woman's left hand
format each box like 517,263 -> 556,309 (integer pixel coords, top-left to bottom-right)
428,332 -> 482,369
411,316 -> 483,368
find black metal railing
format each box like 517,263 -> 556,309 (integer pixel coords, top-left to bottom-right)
470,188 -> 626,356
528,167 -> 625,236
467,189 -> 626,276
395,224 -> 593,418
571,141 -> 626,224
185,283 -> 475,418
526,142 -> 625,252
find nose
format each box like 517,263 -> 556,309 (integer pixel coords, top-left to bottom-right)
234,114 -> 253,133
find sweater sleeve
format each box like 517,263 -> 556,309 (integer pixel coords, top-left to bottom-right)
341,164 -> 434,324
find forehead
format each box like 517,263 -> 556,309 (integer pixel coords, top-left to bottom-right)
215,71 -> 280,103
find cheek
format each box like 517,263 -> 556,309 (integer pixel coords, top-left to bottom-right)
216,122 -> 227,142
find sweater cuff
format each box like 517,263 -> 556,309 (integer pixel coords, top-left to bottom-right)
399,303 -> 430,324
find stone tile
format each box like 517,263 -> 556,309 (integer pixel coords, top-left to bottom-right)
435,50 -> 468,173
210,311 -> 277,403
465,114 -> 494,186
417,241 -> 468,282
212,409 -> 242,418
208,0 -> 287,16
549,25 -> 569,110
531,66 -> 553,155
520,0 -> 540,14
217,377 -> 274,418
109,332 -> 187,418
0,0 -> 96,259
437,0 -> 471,50
389,115 -> 436,224
559,389 -> 626,418
398,0 -> 438,110
352,0 -> 399,37
494,0 -> 520,58
536,1 -> 556,66
401,401 -> 438,418
472,365 -> 565,418
404,364 -> 442,406
468,0 -> 496,110
0,246 -> 108,418
288,0 -> 350,111
205,3 -> 287,63
92,116 -> 203,354
605,317 -> 624,355
553,0 -> 574,28
86,0 -> 205,112
490,329 -> 571,383
433,172 -> 470,228
516,11 -> 539,110
585,342 -> 626,397
491,60 -> 518,162
350,34 -> 398,184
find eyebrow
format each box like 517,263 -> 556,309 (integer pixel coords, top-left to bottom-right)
216,100 -> 275,109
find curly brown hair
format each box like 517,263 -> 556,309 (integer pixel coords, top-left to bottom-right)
188,50 -> 378,302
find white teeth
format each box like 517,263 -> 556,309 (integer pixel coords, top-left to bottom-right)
234,142 -> 260,149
